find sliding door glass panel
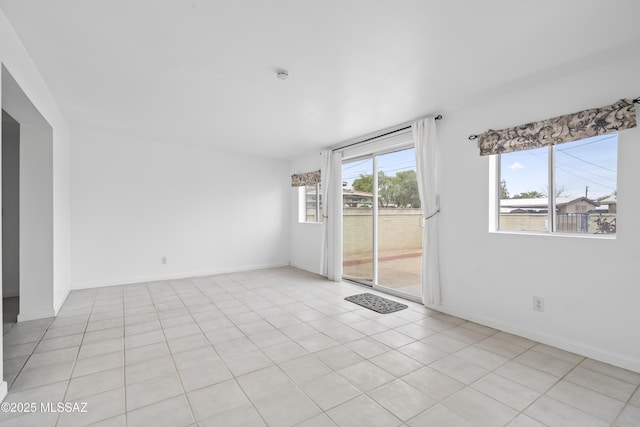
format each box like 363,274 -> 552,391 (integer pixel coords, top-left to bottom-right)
342,158 -> 374,284
377,148 -> 422,298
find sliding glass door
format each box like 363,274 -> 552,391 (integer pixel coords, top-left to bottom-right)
342,147 -> 423,300
342,157 -> 374,284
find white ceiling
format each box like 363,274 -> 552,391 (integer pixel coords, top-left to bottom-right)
1,0 -> 639,158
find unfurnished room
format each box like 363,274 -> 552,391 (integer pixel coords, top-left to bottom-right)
0,1 -> 639,426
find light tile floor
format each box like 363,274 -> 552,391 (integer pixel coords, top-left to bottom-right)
1,267 -> 639,427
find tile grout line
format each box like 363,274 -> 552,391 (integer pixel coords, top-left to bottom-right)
183,276 -> 274,426
55,289 -> 98,427
204,277 -> 395,427
152,277 -> 227,425
106,292 -> 199,417
407,334 -> 521,426
116,274 -> 640,426
611,382 -> 640,426
510,355 -> 631,425
4,318 -> 55,389
119,287 -> 127,427
199,278 -> 421,426
191,276 -> 341,425
137,281 -> 195,424
6,268 -> 640,427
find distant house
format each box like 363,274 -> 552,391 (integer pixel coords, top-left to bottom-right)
343,189 -> 373,207
597,195 -> 617,213
306,186 -> 386,216
500,197 -> 598,214
305,186 -> 386,218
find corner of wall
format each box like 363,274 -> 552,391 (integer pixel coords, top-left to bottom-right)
0,380 -> 7,403
53,287 -> 70,316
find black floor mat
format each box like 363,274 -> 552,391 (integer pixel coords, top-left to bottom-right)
344,293 -> 408,314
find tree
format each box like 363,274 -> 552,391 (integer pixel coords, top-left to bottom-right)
512,190 -> 544,199
377,172 -> 393,207
389,170 -> 421,208
352,174 -> 373,193
500,179 -> 510,199
351,172 -> 393,207
350,171 -> 420,208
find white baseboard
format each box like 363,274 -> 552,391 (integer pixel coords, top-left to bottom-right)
17,309 -> 56,322
289,262 -> 323,276
429,303 -> 640,374
69,263 -> 290,290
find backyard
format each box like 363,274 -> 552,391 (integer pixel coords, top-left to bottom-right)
343,208 -> 423,298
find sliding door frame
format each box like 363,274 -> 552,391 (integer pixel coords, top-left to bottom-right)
341,141 -> 422,303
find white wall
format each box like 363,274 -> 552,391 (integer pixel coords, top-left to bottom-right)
0,8 -> 71,401
18,123 -> 54,320
290,152 -> 323,275
70,128 -> 290,288
436,54 -> 640,373
2,111 -> 19,298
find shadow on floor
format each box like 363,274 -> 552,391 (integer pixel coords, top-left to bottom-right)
3,297 -> 18,334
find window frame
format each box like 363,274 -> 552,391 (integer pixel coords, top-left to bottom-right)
299,183 -> 322,224
492,135 -> 617,237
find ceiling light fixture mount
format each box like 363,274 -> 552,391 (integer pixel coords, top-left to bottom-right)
277,69 -> 289,80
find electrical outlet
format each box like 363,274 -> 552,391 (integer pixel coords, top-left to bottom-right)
533,296 -> 545,312
162,256 -> 167,265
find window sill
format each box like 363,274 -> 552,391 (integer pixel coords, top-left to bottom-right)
490,230 -> 616,240
298,221 -> 324,225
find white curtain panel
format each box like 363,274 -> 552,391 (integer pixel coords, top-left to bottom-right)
327,151 -> 343,281
412,118 -> 441,305
320,149 -> 332,276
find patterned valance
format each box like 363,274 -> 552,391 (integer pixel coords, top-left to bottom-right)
477,98 -> 637,156
291,170 -> 321,187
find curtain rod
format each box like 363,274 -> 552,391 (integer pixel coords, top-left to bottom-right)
468,97 -> 640,141
332,114 -> 442,152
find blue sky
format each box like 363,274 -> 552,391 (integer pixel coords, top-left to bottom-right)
500,134 -> 617,199
339,135 -> 617,200
342,148 -> 416,189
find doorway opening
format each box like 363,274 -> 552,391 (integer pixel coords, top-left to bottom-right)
2,110 -> 20,333
2,65 -> 55,388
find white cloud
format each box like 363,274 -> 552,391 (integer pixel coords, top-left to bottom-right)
508,162 -> 524,170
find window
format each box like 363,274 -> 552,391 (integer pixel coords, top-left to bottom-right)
299,183 -> 322,223
497,134 -> 617,235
